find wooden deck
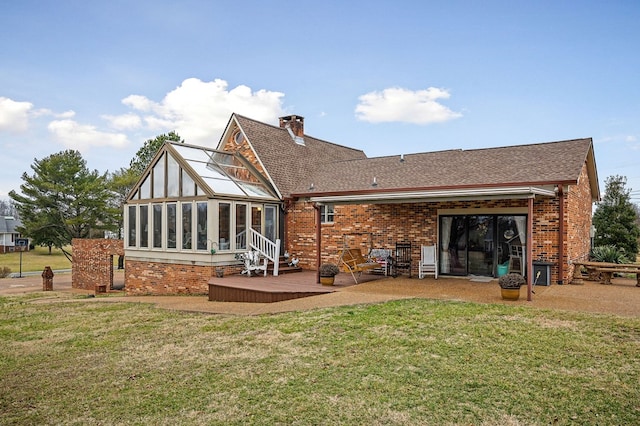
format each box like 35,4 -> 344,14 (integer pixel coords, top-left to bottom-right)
208,270 -> 388,303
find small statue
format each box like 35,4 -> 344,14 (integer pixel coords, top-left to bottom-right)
288,256 -> 299,268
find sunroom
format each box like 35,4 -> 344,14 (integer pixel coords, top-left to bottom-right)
124,142 -> 282,266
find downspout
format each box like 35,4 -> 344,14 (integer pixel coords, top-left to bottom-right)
527,197 -> 534,302
313,203 -> 321,284
557,184 -> 565,285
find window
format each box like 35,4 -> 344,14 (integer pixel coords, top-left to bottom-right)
167,155 -> 179,197
182,203 -> 192,249
167,203 -> 176,249
320,204 -> 334,223
152,204 -> 162,248
139,205 -> 149,248
235,204 -> 247,250
128,206 -> 136,247
219,203 -> 231,250
152,155 -> 165,198
182,169 -> 195,197
196,202 -> 207,250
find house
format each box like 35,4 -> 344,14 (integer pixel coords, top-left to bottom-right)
123,113 -> 599,295
0,216 -> 25,254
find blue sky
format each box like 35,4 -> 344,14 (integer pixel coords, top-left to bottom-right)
2,1 -> 639,203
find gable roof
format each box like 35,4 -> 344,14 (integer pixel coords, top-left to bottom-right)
291,138 -> 600,202
0,216 -> 21,234
223,114 -> 367,198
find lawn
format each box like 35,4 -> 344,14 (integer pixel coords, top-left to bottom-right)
0,246 -> 72,275
1,295 -> 638,425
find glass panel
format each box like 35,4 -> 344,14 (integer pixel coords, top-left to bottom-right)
219,203 -> 230,250
498,216 -> 526,276
182,169 -> 195,196
237,182 -> 274,198
182,203 -> 192,249
152,154 -> 165,198
265,205 -> 276,242
235,204 -> 247,250
167,203 -> 176,249
196,202 -> 207,250
188,160 -> 228,179
128,205 -> 136,247
139,176 -> 151,200
153,204 -> 162,248
139,205 -> 149,248
468,216 -> 494,276
172,145 -> 213,163
167,155 -> 179,197
200,176 -> 246,196
441,216 -> 467,276
251,206 -> 262,232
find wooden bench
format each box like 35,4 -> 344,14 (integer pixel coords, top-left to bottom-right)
571,261 -> 619,284
594,266 -> 640,286
339,248 -> 381,283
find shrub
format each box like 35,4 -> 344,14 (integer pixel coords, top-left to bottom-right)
590,245 -> 631,264
0,266 -> 11,278
319,263 -> 340,277
498,273 -> 525,289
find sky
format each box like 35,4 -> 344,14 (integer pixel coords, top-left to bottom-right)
2,0 -> 640,204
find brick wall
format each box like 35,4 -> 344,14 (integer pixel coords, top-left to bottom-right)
72,239 -> 124,290
125,261 -> 243,295
565,164 -> 595,281
285,189 -> 593,285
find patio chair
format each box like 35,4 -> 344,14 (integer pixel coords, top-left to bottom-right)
508,244 -> 525,276
418,244 -> 438,279
393,242 -> 412,277
339,248 -> 380,283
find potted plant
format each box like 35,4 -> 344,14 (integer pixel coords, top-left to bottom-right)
319,263 -> 340,286
498,273 -> 525,300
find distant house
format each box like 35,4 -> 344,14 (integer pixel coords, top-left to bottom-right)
123,113 -> 599,294
0,216 -> 25,254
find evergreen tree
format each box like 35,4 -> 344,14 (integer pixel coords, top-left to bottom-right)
129,131 -> 182,175
592,175 -> 639,259
9,150 -> 117,258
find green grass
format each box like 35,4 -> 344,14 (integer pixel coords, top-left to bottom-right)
0,246 -> 72,274
1,296 -> 639,425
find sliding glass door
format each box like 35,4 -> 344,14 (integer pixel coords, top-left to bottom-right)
439,214 -> 526,277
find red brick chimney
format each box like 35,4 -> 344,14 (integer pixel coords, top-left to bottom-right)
279,115 -> 304,137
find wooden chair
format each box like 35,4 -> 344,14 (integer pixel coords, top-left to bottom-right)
339,248 -> 380,283
418,245 -> 438,279
508,244 -> 525,276
393,242 -> 412,277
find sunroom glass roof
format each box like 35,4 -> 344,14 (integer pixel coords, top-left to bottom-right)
171,145 -> 277,199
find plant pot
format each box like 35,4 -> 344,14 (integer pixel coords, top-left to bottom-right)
501,287 -> 521,301
215,267 -> 224,278
320,276 -> 335,286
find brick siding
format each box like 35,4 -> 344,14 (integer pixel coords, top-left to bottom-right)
72,239 -> 124,290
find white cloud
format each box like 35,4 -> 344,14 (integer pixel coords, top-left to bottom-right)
0,97 -> 33,132
47,119 -> 129,152
355,87 -> 462,124
123,78 -> 286,144
102,113 -> 142,130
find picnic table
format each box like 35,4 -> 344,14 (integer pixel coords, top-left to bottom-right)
571,261 -> 640,286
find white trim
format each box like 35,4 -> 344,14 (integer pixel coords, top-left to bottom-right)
309,186 -> 556,204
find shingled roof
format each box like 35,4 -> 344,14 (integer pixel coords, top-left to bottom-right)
220,114 -> 598,202
231,114 -> 367,198
291,138 -> 598,197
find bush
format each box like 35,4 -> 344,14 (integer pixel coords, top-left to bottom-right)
590,245 -> 631,264
498,273 -> 525,289
0,266 -> 12,278
319,263 -> 340,277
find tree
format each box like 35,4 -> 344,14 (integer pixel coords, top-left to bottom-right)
9,150 -> 118,258
0,199 -> 18,217
129,131 -> 182,175
592,175 -> 640,259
